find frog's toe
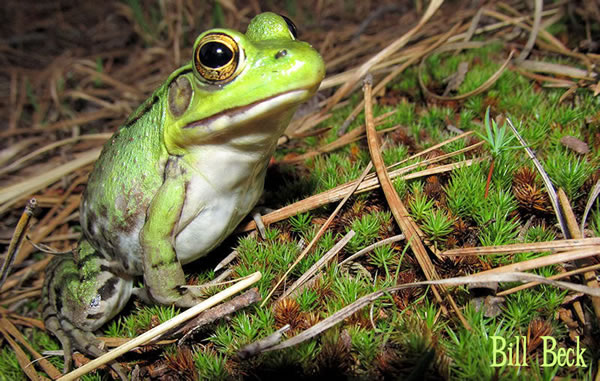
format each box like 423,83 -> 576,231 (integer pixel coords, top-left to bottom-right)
44,314 -> 73,372
174,288 -> 206,307
76,332 -> 128,381
60,320 -> 129,380
251,210 -> 268,239
134,285 -> 204,308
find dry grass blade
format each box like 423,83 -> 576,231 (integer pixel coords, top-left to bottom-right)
505,117 -> 568,237
514,68 -> 575,87
282,112 -> 396,163
280,230 -> 355,301
476,248 -> 600,275
14,195 -> 81,266
515,0 -> 543,63
336,21 -> 462,136
390,131 -> 475,170
0,137 -> 44,167
558,86 -> 578,104
580,178 -> 600,235
482,8 -> 569,55
3,313 -> 45,330
57,272 -> 261,381
418,47 -> 515,101
0,289 -> 42,306
340,234 -> 405,266
0,257 -> 51,294
0,110 -> 117,138
559,189 -> 583,238
323,0 -> 444,112
446,8 -> 560,44
0,134 -> 111,177
483,7 -> 592,69
285,111 -> 333,138
73,63 -> 144,98
237,158 -> 476,233
460,7 -> 484,47
240,124 -> 478,234
237,324 -> 291,360
442,238 -> 600,256
263,272 -> 600,353
498,264 -> 600,296
0,199 -> 36,289
0,147 -> 100,214
8,174 -> 86,268
557,188 -> 600,319
389,141 -> 483,173
518,60 -> 597,80
362,74 -> 469,328
260,161 -> 373,307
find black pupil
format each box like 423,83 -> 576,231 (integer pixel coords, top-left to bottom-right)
199,41 -> 233,68
279,14 -> 298,38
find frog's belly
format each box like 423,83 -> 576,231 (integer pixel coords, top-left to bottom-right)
174,192 -> 250,264
173,161 -> 266,264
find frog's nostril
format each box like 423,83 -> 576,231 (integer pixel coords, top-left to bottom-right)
275,49 -> 287,59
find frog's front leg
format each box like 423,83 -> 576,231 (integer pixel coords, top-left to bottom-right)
139,157 -> 202,307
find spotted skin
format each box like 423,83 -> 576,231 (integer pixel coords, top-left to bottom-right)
42,241 -> 131,377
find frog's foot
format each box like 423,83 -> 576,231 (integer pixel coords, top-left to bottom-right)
43,247 -> 133,379
43,313 -> 73,373
74,330 -> 128,381
251,207 -> 275,239
138,281 -> 205,308
46,317 -> 128,380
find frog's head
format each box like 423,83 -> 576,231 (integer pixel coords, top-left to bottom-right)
164,12 -> 325,154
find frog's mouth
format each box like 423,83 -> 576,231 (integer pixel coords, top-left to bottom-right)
183,89 -> 310,132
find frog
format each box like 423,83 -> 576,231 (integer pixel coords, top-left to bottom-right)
41,12 -> 324,377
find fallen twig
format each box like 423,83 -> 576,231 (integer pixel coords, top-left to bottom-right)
175,288 -> 262,345
0,199 -> 36,290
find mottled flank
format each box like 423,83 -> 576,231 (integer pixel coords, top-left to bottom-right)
42,240 -> 133,366
80,88 -> 168,274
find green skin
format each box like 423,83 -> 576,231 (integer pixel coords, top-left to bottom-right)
42,12 -> 325,374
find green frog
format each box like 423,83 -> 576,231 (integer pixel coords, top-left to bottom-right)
42,12 -> 324,376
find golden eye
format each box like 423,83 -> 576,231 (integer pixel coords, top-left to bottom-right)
194,33 -> 240,82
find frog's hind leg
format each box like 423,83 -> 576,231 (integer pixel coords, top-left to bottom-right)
42,259 -> 74,372
42,242 -> 132,379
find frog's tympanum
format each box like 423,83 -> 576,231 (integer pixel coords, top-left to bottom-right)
42,12 -> 324,375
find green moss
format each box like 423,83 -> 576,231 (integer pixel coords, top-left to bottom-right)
0,347 -> 25,381
445,162 -> 487,219
421,209 -> 454,243
544,150 -> 595,200
345,211 -> 384,253
195,348 -> 230,380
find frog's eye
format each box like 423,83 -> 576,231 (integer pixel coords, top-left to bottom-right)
194,33 -> 241,82
279,14 -> 298,39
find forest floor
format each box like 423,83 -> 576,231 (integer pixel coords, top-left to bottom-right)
1,0 -> 600,380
